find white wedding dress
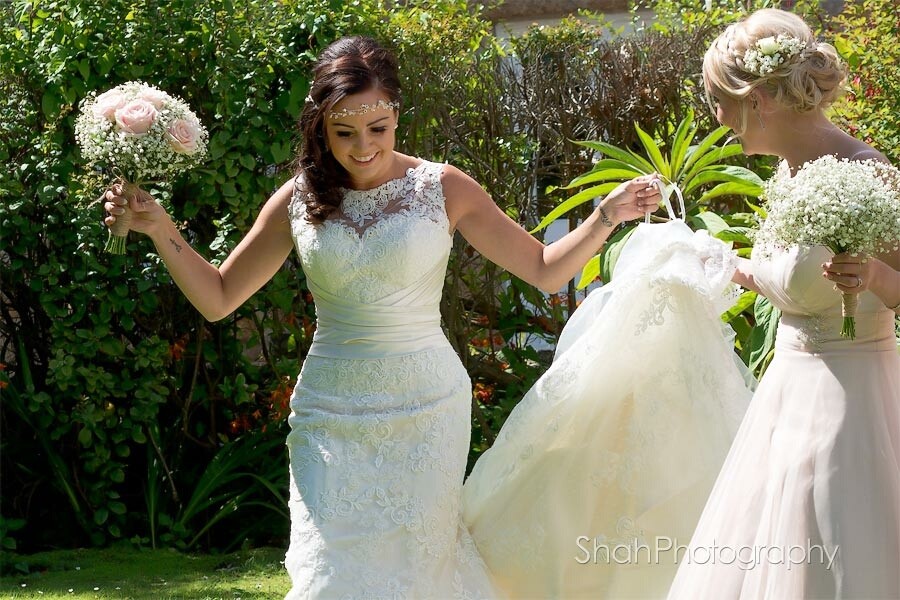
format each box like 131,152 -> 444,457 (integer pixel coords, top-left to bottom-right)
284,160 -> 752,599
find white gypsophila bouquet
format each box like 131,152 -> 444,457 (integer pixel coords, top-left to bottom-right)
75,81 -> 208,253
754,154 -> 900,338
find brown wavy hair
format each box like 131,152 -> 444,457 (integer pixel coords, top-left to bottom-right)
295,36 -> 402,223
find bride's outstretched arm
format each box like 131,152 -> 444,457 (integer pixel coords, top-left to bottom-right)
444,164 -> 661,293
103,178 -> 296,321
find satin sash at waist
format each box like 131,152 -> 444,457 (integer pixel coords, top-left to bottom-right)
776,310 -> 898,355
307,285 -> 448,359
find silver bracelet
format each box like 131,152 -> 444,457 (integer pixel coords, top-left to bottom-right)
599,206 -> 613,228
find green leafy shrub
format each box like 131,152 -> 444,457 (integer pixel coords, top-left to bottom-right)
0,0 -> 366,551
828,0 -> 900,164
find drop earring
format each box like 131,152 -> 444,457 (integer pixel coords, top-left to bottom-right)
751,98 -> 765,129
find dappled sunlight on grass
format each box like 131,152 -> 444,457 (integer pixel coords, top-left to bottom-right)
0,546 -> 289,599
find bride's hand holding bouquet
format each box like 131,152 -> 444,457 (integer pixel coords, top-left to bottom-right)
754,155 -> 900,338
76,81 -> 208,253
102,179 -> 168,241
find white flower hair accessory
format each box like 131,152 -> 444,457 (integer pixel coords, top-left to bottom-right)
741,34 -> 807,76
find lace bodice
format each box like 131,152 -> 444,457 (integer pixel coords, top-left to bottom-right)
288,161 -> 453,359
284,160 -> 500,598
289,161 -> 450,303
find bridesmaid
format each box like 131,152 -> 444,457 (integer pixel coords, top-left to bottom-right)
667,8 -> 900,599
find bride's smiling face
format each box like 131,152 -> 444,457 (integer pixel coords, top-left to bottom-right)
325,89 -> 399,190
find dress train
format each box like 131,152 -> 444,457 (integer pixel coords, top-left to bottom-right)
462,220 -> 754,599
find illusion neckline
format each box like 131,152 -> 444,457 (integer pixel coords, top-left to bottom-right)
337,160 -> 434,228
342,161 -> 427,197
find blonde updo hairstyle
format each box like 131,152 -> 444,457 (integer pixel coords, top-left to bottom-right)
703,8 -> 847,135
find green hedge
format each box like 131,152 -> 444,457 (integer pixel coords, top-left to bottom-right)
0,0 -> 376,552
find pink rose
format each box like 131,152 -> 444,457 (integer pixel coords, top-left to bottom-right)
92,89 -> 126,121
137,87 -> 169,109
166,118 -> 202,154
114,99 -> 158,135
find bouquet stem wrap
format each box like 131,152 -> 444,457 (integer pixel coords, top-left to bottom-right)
840,291 -> 858,340
104,178 -> 135,254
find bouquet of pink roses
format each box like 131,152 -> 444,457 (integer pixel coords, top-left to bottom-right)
75,81 -> 208,253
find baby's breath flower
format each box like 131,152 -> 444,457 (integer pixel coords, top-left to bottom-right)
740,34 -> 807,77
755,155 -> 900,256
754,155 -> 900,338
75,81 -> 208,183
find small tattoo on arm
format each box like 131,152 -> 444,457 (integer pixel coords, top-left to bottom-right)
169,238 -> 182,253
599,206 -> 614,228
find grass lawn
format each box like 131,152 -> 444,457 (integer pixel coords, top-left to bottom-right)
0,546 -> 290,599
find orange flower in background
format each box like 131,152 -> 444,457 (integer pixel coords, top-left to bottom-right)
229,414 -> 252,435
302,315 -> 315,340
473,382 -> 494,403
268,376 -> 294,422
169,333 -> 188,361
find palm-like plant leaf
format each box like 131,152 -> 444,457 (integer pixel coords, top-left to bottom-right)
669,112 -> 697,176
530,182 -> 621,234
536,109 -> 764,290
572,140 -> 656,174
533,109 -> 779,377
635,122 -> 669,174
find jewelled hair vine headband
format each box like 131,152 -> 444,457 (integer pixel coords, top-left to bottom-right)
327,99 -> 400,119
303,80 -> 400,117
740,34 -> 808,76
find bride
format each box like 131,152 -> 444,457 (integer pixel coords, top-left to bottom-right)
103,35 -> 752,599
